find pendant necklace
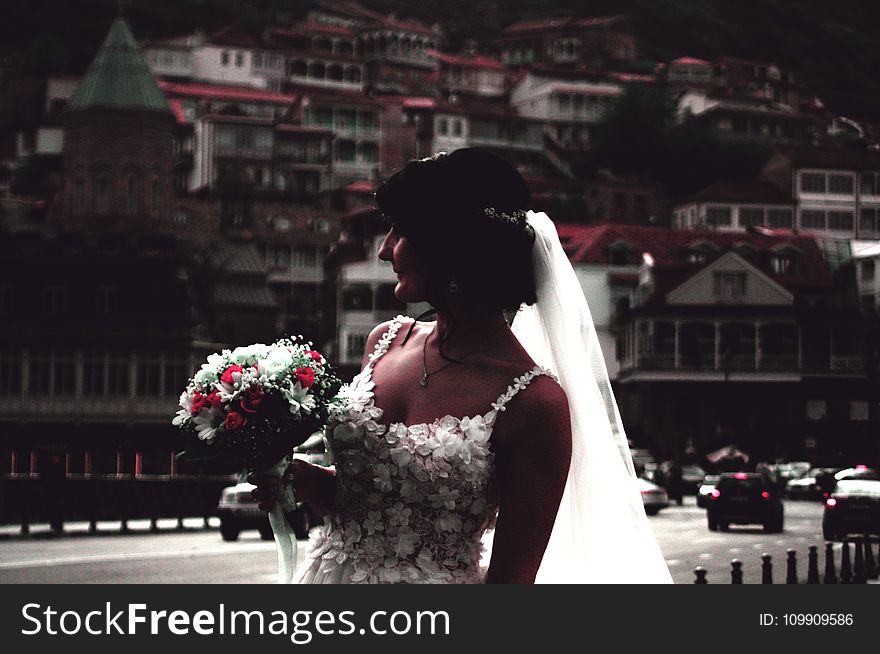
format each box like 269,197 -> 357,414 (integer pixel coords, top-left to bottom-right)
419,323 -> 507,388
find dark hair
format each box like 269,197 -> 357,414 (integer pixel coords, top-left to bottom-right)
375,148 -> 536,312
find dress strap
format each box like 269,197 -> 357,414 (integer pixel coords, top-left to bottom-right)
365,315 -> 408,368
489,366 -> 558,414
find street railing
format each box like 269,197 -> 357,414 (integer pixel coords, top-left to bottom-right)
693,536 -> 879,584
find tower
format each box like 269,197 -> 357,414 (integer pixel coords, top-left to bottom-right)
61,16 -> 174,229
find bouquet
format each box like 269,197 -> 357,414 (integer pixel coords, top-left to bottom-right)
172,337 -> 342,582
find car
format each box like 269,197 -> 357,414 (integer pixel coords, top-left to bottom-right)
785,467 -> 839,500
706,472 -> 784,533
822,470 -> 880,542
637,478 -> 669,515
657,462 -> 707,495
770,461 -> 811,486
697,474 -> 721,508
215,444 -> 330,542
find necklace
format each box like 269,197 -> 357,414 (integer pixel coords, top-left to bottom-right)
419,323 -> 508,388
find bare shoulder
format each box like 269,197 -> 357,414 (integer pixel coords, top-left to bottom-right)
497,372 -> 571,449
360,316 -> 412,369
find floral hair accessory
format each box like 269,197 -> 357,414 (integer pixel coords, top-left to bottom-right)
483,207 -> 535,238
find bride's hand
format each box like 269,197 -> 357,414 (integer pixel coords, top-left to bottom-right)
250,459 -> 336,516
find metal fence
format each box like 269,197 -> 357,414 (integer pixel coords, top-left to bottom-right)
0,473 -> 236,535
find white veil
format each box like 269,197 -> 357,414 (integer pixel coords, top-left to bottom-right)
512,211 -> 672,583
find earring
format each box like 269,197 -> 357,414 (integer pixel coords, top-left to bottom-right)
448,275 -> 458,294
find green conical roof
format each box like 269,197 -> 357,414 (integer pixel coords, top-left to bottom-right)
66,17 -> 172,115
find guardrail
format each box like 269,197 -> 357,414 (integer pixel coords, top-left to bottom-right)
0,474 -> 237,535
693,537 -> 879,584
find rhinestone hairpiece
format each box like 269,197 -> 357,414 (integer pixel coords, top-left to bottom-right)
484,207 -> 528,226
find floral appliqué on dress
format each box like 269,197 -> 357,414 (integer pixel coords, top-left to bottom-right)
293,316 -> 554,584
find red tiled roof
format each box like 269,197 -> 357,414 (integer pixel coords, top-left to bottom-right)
431,50 -> 507,71
556,223 -> 832,289
159,80 -> 296,104
375,95 -> 437,109
345,181 -> 375,193
292,85 -> 382,107
671,56 -> 711,66
271,22 -> 357,38
607,72 -> 656,83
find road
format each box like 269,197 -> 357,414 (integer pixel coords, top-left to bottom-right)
0,499 -> 833,584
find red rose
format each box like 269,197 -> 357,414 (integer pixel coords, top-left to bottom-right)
295,366 -> 316,388
305,350 -> 323,363
206,390 -> 222,410
190,391 -> 207,416
225,411 -> 247,431
241,385 -> 265,414
220,364 -> 244,385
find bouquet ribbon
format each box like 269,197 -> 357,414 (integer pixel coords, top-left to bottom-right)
260,457 -> 298,584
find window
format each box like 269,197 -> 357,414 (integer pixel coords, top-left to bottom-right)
0,350 -> 22,395
28,354 -> 51,395
342,285 -> 372,310
801,210 -> 825,230
82,355 -> 105,396
771,255 -> 796,275
107,356 -> 129,396
253,53 -> 263,68
707,206 -> 732,226
861,259 -> 876,282
53,356 -> 76,395
235,52 -> 244,67
293,247 -> 318,269
452,119 -> 463,137
136,359 -> 161,396
269,245 -> 290,269
713,271 -> 747,302
828,174 -> 854,195
739,208 -> 765,227
767,209 -> 793,228
346,333 -> 367,358
860,208 -> 879,235
221,50 -> 230,66
849,401 -> 869,421
800,173 -> 825,193
124,176 -> 140,214
828,211 -> 854,231
806,400 -> 826,420
437,117 -> 448,136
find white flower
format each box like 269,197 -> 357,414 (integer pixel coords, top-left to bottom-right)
257,347 -> 294,379
432,428 -> 460,461
393,528 -> 420,558
436,511 -> 463,533
460,415 -> 490,445
193,407 -> 222,443
230,344 -> 268,366
283,381 -> 316,416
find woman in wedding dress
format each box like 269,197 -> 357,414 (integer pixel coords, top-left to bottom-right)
254,148 -> 672,584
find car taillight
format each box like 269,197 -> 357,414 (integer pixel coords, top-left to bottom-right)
734,472 -> 748,480
761,491 -> 770,499
856,464 -> 868,471
826,498 -> 837,508
710,489 -> 721,499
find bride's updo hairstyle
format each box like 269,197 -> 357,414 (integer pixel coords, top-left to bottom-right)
375,148 -> 536,311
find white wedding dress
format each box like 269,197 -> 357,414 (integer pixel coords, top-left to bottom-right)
293,315 -> 554,584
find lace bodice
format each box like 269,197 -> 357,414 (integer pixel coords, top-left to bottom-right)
295,316 -> 554,584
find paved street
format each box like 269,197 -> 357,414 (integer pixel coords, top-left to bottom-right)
0,499 -> 837,584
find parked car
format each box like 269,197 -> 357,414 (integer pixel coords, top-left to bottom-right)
770,461 -> 811,486
638,478 -> 669,516
217,481 -> 315,542
216,446 -> 328,542
655,462 -> 706,495
785,468 -> 839,500
822,471 -> 880,542
697,474 -> 721,508
706,472 -> 784,533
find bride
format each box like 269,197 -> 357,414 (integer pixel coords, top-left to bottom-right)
254,148 -> 672,584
